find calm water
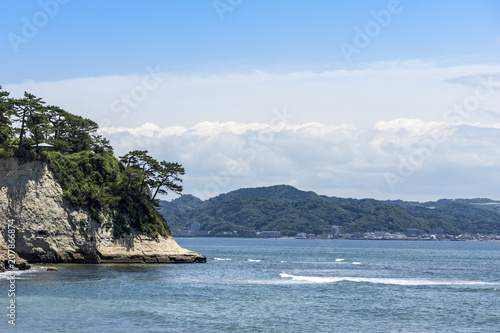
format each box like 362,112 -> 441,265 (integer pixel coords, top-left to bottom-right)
1,239 -> 499,332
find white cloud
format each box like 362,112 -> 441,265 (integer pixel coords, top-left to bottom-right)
99,119 -> 500,202
4,60 -> 500,130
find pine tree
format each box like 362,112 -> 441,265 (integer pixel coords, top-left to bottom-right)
12,92 -> 46,150
0,86 -> 13,146
150,161 -> 184,201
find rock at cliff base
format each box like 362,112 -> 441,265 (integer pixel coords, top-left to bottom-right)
0,157 -> 205,264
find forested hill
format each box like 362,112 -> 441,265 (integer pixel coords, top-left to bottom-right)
159,185 -> 500,236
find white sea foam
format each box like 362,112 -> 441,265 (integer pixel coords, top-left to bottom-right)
213,258 -> 231,261
0,269 -> 34,280
352,262 -> 362,265
279,272 -> 498,286
296,261 -> 347,265
247,259 -> 261,262
280,261 -> 288,263
335,259 -> 346,262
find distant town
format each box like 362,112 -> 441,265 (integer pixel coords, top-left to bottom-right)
175,222 -> 500,241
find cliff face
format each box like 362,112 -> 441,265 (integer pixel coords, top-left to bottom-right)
0,158 -> 205,264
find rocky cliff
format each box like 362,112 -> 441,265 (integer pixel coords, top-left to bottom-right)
0,236 -> 30,272
0,158 -> 205,264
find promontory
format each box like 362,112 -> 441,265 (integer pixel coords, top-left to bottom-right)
0,88 -> 205,266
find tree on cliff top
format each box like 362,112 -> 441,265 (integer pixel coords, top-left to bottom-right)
119,150 -> 185,203
0,89 -> 112,156
150,161 -> 184,201
11,92 -> 46,151
0,87 -> 12,146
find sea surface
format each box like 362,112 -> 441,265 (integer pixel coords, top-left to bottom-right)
1,238 -> 499,332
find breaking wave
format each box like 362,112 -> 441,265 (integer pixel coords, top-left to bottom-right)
279,272 -> 498,286
0,269 -> 37,280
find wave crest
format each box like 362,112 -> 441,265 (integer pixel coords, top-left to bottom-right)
279,272 -> 498,286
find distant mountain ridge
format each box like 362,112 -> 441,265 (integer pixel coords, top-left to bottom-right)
162,185 -> 318,210
159,185 -> 500,236
210,185 -> 319,202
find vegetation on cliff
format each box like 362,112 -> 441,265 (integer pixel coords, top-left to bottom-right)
0,87 -> 184,238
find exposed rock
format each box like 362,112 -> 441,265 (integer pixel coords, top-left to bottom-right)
46,267 -> 58,271
0,158 -> 206,264
0,236 -> 31,272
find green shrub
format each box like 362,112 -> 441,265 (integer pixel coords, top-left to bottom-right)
39,150 -> 49,162
79,218 -> 88,232
0,148 -> 13,158
14,149 -> 36,160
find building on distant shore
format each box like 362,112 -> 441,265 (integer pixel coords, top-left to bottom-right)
260,231 -> 281,238
330,225 -> 340,235
239,230 -> 258,237
405,228 -> 425,236
175,222 -> 209,237
176,228 -> 191,237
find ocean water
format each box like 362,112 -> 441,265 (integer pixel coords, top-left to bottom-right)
1,239 -> 499,332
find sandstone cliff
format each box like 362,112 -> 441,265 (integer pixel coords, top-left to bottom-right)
0,158 -> 205,264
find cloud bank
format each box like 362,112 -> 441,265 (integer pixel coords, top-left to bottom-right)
4,61 -> 500,130
100,119 -> 500,201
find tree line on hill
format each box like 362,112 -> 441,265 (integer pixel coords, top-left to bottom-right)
0,87 -> 112,158
159,185 -> 500,236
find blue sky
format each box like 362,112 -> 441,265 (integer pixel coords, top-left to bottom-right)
2,0 -> 499,82
1,1 -> 500,201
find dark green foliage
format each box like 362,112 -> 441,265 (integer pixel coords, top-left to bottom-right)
11,92 -> 46,151
79,218 -> 88,232
160,185 -> 500,236
209,184 -> 317,204
0,148 -> 13,158
119,150 -> 184,203
47,151 -> 171,238
0,89 -> 112,158
150,161 -> 184,200
159,194 -> 205,211
0,87 -> 12,146
14,148 -> 36,160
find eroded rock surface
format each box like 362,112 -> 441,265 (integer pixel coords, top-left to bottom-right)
0,158 -> 206,264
